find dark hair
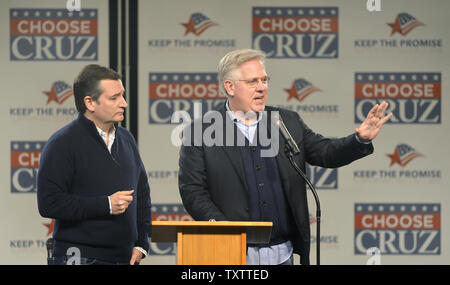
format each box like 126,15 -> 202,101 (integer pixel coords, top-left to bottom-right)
73,64 -> 121,113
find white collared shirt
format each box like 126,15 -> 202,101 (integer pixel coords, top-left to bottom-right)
225,101 -> 262,144
96,126 -> 116,153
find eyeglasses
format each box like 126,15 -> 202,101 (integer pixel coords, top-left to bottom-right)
235,76 -> 270,88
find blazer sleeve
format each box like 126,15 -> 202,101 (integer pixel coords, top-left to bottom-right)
178,144 -> 228,221
294,112 -> 374,168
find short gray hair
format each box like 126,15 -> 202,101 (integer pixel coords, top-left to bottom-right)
218,49 -> 266,97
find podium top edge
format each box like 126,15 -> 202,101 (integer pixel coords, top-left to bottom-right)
152,221 -> 273,228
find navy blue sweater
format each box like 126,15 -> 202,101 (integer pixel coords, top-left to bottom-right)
240,144 -> 294,247
37,114 -> 151,262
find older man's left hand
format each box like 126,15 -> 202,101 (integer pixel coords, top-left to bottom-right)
355,101 -> 392,142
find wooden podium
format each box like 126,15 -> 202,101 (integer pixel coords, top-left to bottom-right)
151,221 -> 272,265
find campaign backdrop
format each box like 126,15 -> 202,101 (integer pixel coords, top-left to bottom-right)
138,0 -> 449,265
0,0 -> 109,264
1,0 -> 448,265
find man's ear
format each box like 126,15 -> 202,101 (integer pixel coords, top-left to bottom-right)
224,80 -> 235,97
84,96 -> 96,112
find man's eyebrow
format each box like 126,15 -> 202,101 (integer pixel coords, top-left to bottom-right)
249,76 -> 269,81
110,90 -> 126,97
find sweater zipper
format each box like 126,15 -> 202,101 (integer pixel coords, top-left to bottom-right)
101,130 -> 120,166
111,154 -> 120,166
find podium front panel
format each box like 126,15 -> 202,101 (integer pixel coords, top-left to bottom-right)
178,227 -> 246,265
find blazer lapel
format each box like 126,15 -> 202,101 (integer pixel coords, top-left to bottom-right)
221,145 -> 249,191
217,105 -> 249,193
264,108 -> 292,193
276,144 -> 292,194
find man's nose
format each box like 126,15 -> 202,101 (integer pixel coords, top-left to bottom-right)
120,96 -> 128,108
256,80 -> 268,91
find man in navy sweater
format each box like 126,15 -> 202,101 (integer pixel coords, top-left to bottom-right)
37,64 -> 151,265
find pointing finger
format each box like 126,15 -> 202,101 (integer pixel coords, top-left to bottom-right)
122,195 -> 134,203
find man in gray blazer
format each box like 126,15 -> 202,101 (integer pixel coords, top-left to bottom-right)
178,49 -> 391,265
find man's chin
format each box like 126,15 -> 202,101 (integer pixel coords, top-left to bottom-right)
114,114 -> 125,122
252,104 -> 266,113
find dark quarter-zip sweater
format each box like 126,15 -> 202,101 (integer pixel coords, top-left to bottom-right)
37,114 -> 151,262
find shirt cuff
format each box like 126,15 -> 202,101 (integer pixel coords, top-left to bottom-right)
134,246 -> 148,258
355,133 -> 372,144
108,196 -> 112,215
